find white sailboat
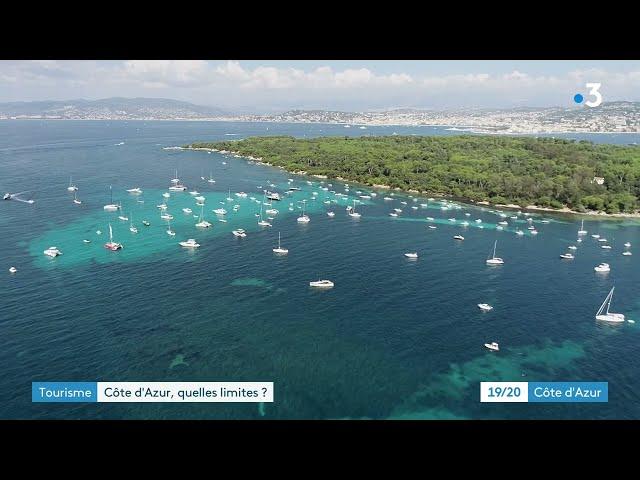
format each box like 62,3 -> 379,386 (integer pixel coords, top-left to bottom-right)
348,199 -> 361,218
297,200 -> 310,223
103,185 -> 120,211
258,196 -> 272,226
486,240 -> 504,265
67,176 -> 78,192
273,232 -> 289,254
166,219 -> 176,236
578,219 -> 587,235
207,172 -> 215,183
179,238 -> 200,248
595,287 -> 625,322
129,214 -> 138,233
226,189 -> 233,202
73,192 -> 82,204
195,205 -> 212,228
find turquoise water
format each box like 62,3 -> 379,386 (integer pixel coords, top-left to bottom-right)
2,120 -> 640,420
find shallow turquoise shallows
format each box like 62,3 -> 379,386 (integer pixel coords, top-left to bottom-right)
2,120 -> 640,420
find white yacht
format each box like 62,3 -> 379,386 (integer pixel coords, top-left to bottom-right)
160,212 -> 173,220
598,238 -> 608,242
67,176 -> 78,192
498,221 -> 508,225
453,235 -> 464,240
118,212 -> 129,221
189,190 -> 200,196
595,286 -> 625,322
182,208 -> 193,214
426,217 -> 434,221
428,226 -> 437,229
232,229 -> 247,238
578,219 -> 587,235
103,185 -> 120,211
484,342 -> 500,352
404,252 -> 418,258
568,245 -> 577,250
448,218 -> 456,222
235,192 -> 248,198
622,251 -> 632,256
475,219 -> 482,223
9,266 -> 17,273
43,246 -> 63,257
179,238 -> 200,248
73,192 -> 82,205
273,232 -> 289,254
127,187 -> 143,194
516,230 -> 524,236
478,303 -> 493,311
560,253 -> 575,259
601,245 -> 612,249
213,208 -> 227,215
624,242 -> 631,248
394,208 -> 403,213
226,189 -> 234,202
486,240 -> 504,265
591,234 -> 600,239
460,220 -> 469,226
327,211 -> 335,217
309,279 -> 334,288
162,192 -> 170,199
383,196 -> 393,201
594,263 -> 610,273
207,172 -> 215,183
266,208 -> 279,215
389,212 -> 398,217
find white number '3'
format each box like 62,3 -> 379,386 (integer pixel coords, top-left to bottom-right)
585,83 -> 602,108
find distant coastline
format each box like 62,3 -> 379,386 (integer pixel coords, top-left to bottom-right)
175,144 -> 640,220
1,117 -> 639,136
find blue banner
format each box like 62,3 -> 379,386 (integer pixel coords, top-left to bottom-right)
32,382 -> 98,402
528,382 -> 608,403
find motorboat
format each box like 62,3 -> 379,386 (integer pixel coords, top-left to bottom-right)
309,279 -> 334,288
404,252 -> 418,258
43,246 -> 63,257
594,263 -> 610,273
484,342 -> 499,352
478,303 -> 493,311
601,245 -> 612,249
67,176 -> 78,192
560,253 -> 575,259
179,239 -> 200,248
127,187 -> 143,194
232,229 -> 247,238
182,208 -> 193,214
142,220 -> 150,226
213,208 -> 227,215
453,235 -> 464,240
389,213 -> 398,217
9,266 -> 17,273
568,245 -> 577,250
327,211 -> 335,217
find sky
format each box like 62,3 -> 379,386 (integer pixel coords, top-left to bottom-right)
1,60 -> 640,113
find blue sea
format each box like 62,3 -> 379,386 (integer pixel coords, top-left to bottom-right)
1,120 -> 640,420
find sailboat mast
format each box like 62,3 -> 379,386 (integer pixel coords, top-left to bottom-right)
493,240 -> 497,259
109,223 -> 113,242
278,232 -> 281,248
110,185 -> 113,204
607,287 -> 614,314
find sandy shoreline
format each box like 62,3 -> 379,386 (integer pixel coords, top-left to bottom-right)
179,145 -> 640,221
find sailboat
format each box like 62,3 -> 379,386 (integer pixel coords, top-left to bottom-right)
348,199 -> 361,218
226,189 -> 233,202
207,172 -> 215,183
485,240 -> 504,265
273,232 -> 288,254
103,185 -> 120,211
297,200 -> 310,223
578,219 -> 588,235
258,194 -> 272,227
166,219 -> 176,236
595,287 -> 625,322
104,223 -> 123,250
73,192 -> 82,204
67,176 -> 78,192
129,214 -> 138,233
169,169 -> 187,191
195,204 -> 212,228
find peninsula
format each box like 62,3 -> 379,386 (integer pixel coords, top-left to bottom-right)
188,135 -> 640,215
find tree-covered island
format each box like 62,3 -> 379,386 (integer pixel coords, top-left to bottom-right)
187,135 -> 640,214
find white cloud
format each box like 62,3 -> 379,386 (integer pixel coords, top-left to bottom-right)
1,60 -> 640,110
